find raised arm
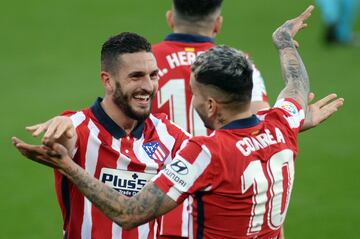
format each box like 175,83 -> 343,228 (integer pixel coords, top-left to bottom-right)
12,137 -> 178,229
272,5 -> 314,112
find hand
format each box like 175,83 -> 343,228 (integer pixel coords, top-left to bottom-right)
272,5 -> 314,49
26,116 -> 76,150
301,93 -> 344,131
12,136 -> 73,173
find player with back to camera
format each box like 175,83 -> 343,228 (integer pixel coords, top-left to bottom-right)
151,1 -> 343,238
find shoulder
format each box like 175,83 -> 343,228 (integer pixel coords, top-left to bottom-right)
258,98 -> 305,131
147,113 -> 191,137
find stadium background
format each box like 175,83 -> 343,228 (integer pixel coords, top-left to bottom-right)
1,0 -> 359,238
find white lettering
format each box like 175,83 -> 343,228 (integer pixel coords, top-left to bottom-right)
275,127 -> 285,143
166,53 -> 180,69
178,51 -> 187,65
237,128 -> 285,156
236,140 -> 251,156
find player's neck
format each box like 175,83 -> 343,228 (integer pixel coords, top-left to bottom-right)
101,97 -> 138,134
173,27 -> 214,38
213,110 -> 253,130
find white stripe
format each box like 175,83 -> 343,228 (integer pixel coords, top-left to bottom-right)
149,115 -> 176,160
188,196 -> 194,239
81,119 -> 101,239
82,199 -> 93,239
153,220 -> 158,239
112,223 -> 122,239
167,186 -> 182,201
181,198 -> 190,237
138,223 -> 150,239
69,112 -> 86,158
113,138 -> 131,171
70,111 -> 86,128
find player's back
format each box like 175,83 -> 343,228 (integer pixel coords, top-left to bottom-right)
152,34 -> 215,135
191,114 -> 297,238
154,99 -> 304,238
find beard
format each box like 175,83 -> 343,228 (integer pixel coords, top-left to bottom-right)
112,81 -> 154,121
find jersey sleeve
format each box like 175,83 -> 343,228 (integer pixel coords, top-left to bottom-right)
272,98 -> 305,135
251,64 -> 268,103
152,139 -> 217,204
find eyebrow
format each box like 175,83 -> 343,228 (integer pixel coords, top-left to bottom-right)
128,69 -> 159,78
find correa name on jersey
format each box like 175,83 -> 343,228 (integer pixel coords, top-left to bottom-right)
236,127 -> 286,156
100,168 -> 156,197
166,50 -> 205,69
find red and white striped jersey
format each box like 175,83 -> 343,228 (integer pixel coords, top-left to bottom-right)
153,98 -> 305,239
54,98 -> 190,239
152,33 -> 268,137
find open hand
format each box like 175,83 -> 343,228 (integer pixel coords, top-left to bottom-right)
272,5 -> 314,49
301,93 -> 344,131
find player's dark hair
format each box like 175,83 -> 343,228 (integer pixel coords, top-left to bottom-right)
191,45 -> 253,105
173,0 -> 223,21
101,32 -> 152,74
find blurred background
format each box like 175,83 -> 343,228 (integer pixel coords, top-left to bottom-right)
1,0 -> 359,238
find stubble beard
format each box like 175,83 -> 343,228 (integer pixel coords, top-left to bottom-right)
112,81 -> 153,121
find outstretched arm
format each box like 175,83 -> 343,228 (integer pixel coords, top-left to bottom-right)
12,137 -> 178,229
273,5 -> 314,112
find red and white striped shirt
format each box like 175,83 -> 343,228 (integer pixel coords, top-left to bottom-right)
54,97 -> 190,239
152,33 -> 268,136
151,33 -> 269,238
153,98 -> 305,239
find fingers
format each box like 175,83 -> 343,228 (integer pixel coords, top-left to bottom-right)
44,118 -> 63,139
26,116 -> 74,143
308,92 -> 315,103
298,5 -> 314,21
313,93 -> 338,108
322,97 -> 344,113
293,39 -> 300,48
26,122 -> 50,137
12,136 -> 64,168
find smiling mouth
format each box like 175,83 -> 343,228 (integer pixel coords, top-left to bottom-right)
133,95 -> 150,103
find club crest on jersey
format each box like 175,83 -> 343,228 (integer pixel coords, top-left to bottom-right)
142,141 -> 169,162
280,101 -> 298,115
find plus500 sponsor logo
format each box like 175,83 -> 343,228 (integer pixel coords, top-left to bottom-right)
101,173 -> 147,191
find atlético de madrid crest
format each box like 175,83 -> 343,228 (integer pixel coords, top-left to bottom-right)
142,141 -> 170,162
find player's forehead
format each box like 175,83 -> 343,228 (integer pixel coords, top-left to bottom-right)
118,52 -> 158,74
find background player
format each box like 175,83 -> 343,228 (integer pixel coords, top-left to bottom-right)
152,0 -> 269,137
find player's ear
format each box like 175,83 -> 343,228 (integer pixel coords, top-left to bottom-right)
100,71 -> 114,93
207,97 -> 218,118
166,10 -> 175,30
213,15 -> 223,36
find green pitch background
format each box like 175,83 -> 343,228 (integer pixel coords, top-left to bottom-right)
1,0 -> 359,238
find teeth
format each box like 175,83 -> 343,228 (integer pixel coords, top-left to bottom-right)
134,95 -> 149,101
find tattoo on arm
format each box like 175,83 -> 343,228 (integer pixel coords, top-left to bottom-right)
63,164 -> 177,229
273,24 -> 310,110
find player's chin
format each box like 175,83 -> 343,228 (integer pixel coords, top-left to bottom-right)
132,107 -> 151,120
